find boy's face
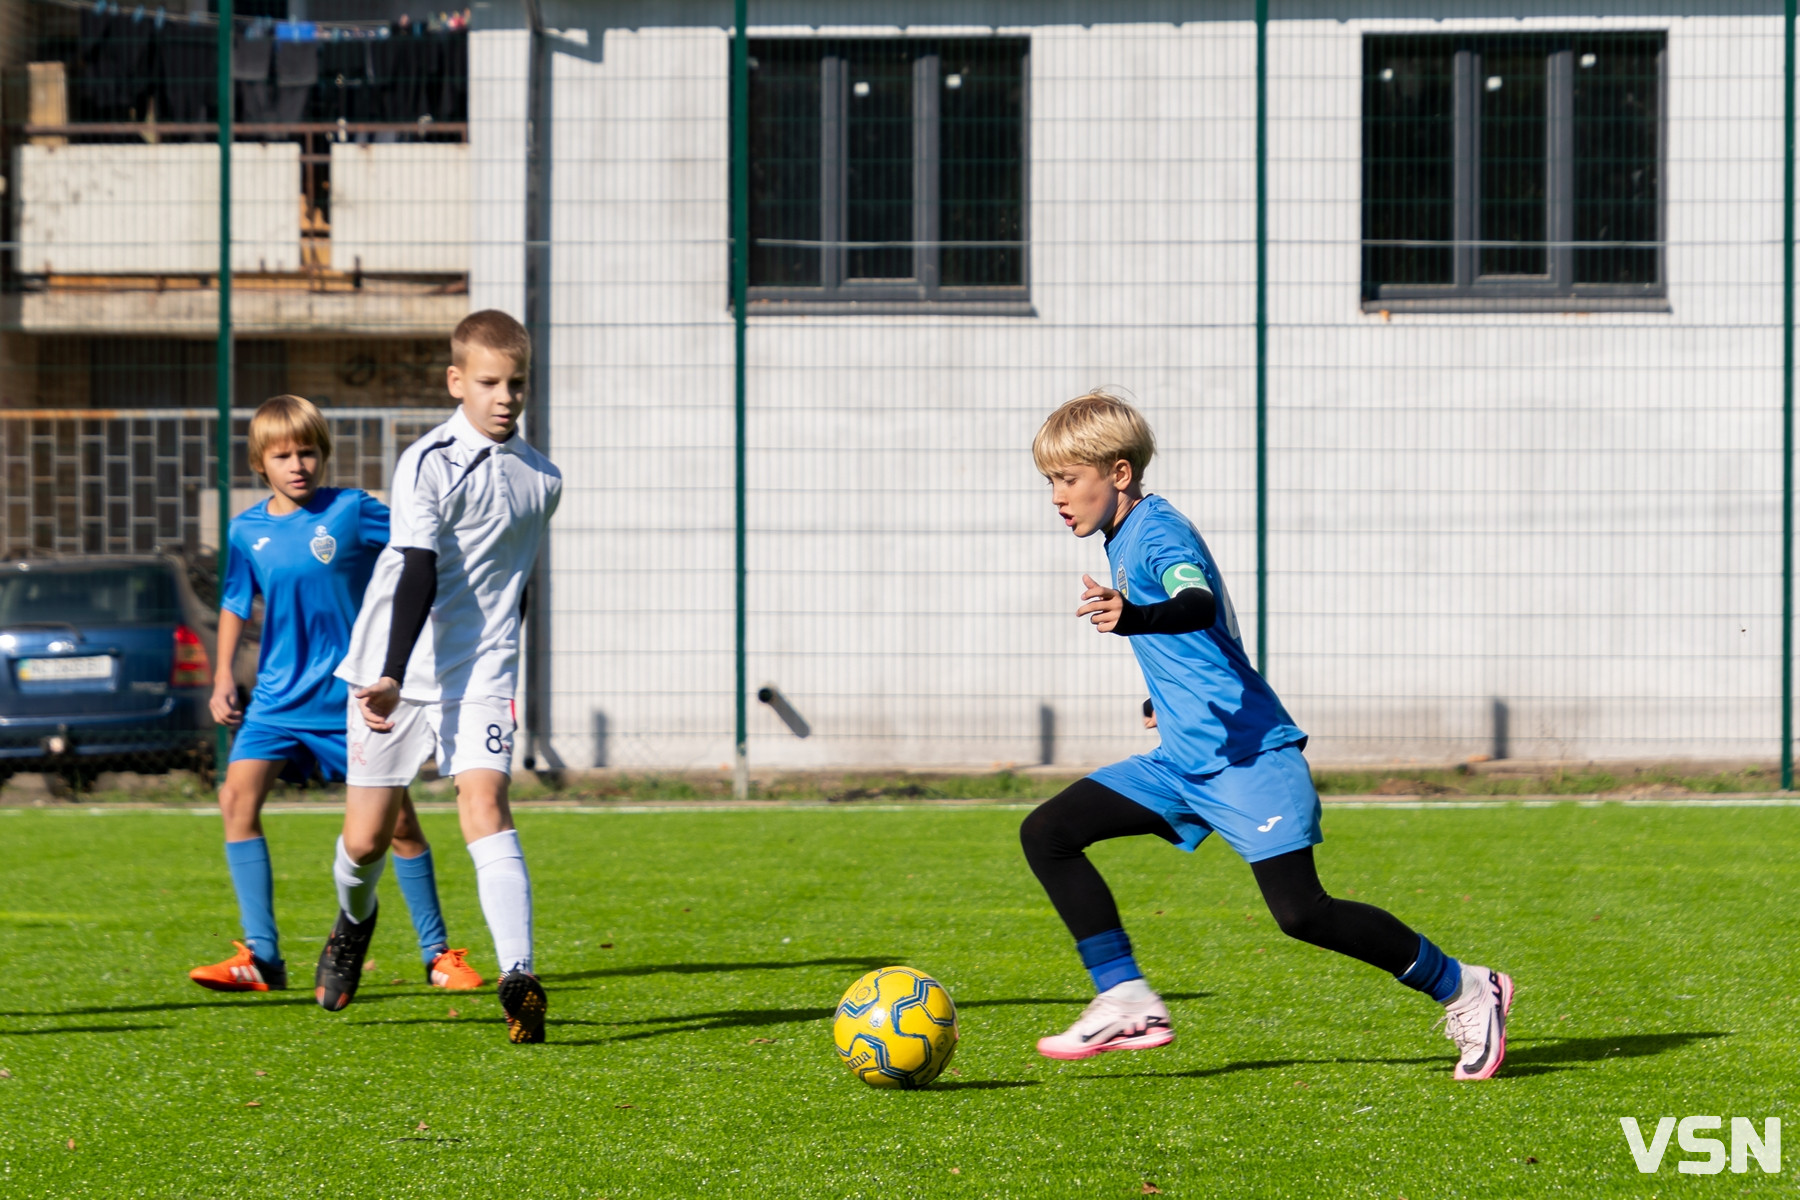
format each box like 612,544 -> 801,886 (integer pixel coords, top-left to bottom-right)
261,440 -> 323,505
448,345 -> 527,442
1046,459 -> 1133,538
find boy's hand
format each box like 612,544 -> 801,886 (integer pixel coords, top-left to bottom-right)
1078,574 -> 1126,633
354,677 -> 402,732
209,678 -> 243,727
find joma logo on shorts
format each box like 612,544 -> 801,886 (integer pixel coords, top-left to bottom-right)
1621,1117 -> 1780,1174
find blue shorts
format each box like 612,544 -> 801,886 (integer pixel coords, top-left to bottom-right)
1089,741 -> 1322,863
228,721 -> 348,784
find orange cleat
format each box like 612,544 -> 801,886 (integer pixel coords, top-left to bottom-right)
189,941 -> 288,992
428,947 -> 485,990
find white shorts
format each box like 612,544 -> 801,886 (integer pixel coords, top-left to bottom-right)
345,692 -> 517,787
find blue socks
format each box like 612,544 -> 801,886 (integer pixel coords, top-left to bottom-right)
1395,934 -> 1462,1003
1076,928 -> 1143,992
392,848 -> 450,965
224,837 -> 280,966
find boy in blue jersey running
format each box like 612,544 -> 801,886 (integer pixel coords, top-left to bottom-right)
187,396 -> 483,996
1021,392 -> 1513,1080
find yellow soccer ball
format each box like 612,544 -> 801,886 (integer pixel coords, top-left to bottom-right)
832,966 -> 959,1089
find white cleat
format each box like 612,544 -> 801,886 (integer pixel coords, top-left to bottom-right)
1440,964 -> 1514,1080
1037,985 -> 1175,1060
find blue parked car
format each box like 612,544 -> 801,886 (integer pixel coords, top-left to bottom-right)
0,555 -> 248,776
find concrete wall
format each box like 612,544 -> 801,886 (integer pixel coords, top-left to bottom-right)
16,143 -> 301,275
330,143 -> 472,275
481,8 -> 1787,770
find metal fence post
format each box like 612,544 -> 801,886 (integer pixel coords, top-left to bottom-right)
1784,0 -> 1795,788
1255,0 -> 1269,676
215,0 -> 234,770
524,0 -> 555,773
731,0 -> 751,799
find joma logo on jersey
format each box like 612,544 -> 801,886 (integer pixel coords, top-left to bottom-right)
1116,565 -> 1128,600
1621,1117 -> 1781,1174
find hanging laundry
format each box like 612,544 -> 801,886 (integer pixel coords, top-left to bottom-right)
153,19 -> 217,125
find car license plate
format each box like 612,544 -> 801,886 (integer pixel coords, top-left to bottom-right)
17,655 -> 112,683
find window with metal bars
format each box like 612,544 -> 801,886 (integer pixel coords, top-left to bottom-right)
746,37 -> 1029,309
1362,33 -> 1665,311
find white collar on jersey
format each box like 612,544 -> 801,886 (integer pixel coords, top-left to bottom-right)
448,404 -> 521,454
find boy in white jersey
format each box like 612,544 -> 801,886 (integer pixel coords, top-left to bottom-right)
315,310 -> 562,1045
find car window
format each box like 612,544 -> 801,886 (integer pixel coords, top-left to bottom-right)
0,566 -> 180,627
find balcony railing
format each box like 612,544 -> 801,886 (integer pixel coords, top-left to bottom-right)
0,407 -> 442,557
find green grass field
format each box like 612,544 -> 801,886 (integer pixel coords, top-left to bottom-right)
0,802 -> 1795,1198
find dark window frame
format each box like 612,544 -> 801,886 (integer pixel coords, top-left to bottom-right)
1362,33 -> 1669,313
745,37 -> 1033,315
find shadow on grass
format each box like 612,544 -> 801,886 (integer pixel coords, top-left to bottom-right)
555,957 -> 899,984
1108,1031 -> 1730,1081
607,1006 -> 833,1041
2,992 -> 416,1019
1502,1031 -> 1729,1076
928,1080 -> 1040,1090
1,1023 -> 174,1036
347,1018 -> 609,1029
958,992 -> 1210,1010
535,993 -> 1217,1044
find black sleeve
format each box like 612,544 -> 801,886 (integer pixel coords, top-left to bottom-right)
1112,587 -> 1216,637
381,548 -> 438,683
519,582 -> 530,622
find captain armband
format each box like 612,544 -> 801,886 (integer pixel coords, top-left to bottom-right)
1111,563 -> 1217,636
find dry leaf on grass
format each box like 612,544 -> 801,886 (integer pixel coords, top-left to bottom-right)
615,1103 -> 635,1109
254,1069 -> 267,1077
66,1139 -> 75,1150
0,1068 -> 11,1079
1141,1184 -> 1161,1195
416,1122 -> 429,1132
749,1037 -> 775,1044
600,943 -> 614,950
950,1167 -> 961,1175
245,1101 -> 261,1108
447,1008 -> 460,1018
389,979 -> 405,986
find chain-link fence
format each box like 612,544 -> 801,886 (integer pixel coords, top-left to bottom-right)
0,1 -> 467,778
0,1 -> 1791,780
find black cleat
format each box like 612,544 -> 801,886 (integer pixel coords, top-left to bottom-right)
314,906 -> 378,1012
498,970 -> 547,1043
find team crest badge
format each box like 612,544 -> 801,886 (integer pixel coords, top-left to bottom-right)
310,525 -> 337,565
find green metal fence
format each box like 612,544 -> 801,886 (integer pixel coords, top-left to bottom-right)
0,1 -> 1794,784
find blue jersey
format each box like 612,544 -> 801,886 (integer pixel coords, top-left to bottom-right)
222,488 -> 390,730
1104,494 -> 1304,775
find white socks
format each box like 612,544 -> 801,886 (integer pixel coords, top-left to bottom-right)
468,829 -> 533,975
1101,977 -> 1157,1005
333,836 -> 385,924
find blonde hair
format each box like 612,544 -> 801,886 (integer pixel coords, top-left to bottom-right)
1032,390 -> 1156,482
452,309 -> 532,370
247,395 -> 331,481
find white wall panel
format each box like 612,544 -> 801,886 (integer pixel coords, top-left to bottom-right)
16,143 -> 299,275
330,143 -> 471,274
502,9 -> 1788,768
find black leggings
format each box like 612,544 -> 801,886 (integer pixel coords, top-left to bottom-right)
1019,778 -> 1419,976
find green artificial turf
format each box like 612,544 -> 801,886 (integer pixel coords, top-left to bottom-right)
0,804 -> 1795,1198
